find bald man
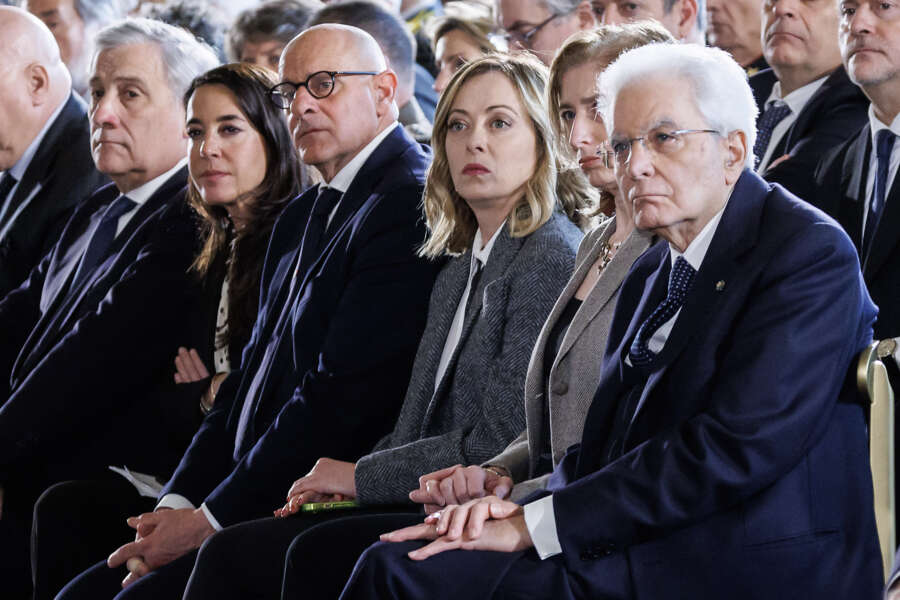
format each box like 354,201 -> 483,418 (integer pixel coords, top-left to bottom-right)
55,24 -> 440,600
0,7 -> 105,296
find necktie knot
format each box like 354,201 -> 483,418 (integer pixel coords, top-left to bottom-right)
312,187 -> 342,219
629,256 -> 696,368
105,195 -> 137,222
753,101 -> 792,169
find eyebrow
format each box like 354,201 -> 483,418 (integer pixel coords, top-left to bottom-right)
37,9 -> 59,18
186,114 -> 245,126
611,118 -> 678,139
449,104 -> 520,116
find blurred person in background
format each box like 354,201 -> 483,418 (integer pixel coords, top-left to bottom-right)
428,1 -> 498,94
705,0 -> 767,74
226,0 -> 324,71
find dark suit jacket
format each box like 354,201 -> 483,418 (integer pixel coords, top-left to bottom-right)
750,66 -> 868,204
161,126 -> 441,527
355,212 -> 582,504
814,124 -> 900,342
0,93 -> 108,297
540,170 -> 881,598
0,167 -> 209,487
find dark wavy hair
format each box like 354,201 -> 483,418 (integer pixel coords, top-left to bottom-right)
184,62 -> 300,350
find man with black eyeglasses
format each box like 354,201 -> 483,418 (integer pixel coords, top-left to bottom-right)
495,0 -> 597,65
57,24 -> 441,600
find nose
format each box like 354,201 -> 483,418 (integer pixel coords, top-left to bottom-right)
466,122 -> 487,153
199,134 -> 220,158
601,4 -> 624,25
289,84 -> 318,119
434,68 -> 450,94
769,0 -> 795,18
623,138 -> 654,179
568,114 -> 596,154
90,91 -> 119,130
846,3 -> 873,35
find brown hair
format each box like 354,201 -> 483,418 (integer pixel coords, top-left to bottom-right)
184,62 -> 301,349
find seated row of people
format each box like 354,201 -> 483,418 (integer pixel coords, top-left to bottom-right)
0,3 -> 895,600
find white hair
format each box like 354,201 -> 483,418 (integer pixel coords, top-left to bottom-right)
599,43 -> 758,168
93,18 -> 220,106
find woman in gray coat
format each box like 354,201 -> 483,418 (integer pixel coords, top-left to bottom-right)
408,22 -> 677,511
181,53 -> 583,600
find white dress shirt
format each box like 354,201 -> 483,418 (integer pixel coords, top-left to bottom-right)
115,159 -> 187,236
524,204 -> 728,560
433,224 -> 503,389
756,75 -> 827,173
159,124 -> 400,529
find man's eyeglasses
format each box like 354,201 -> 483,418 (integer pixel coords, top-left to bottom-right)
268,71 -> 378,109
501,13 -> 560,48
609,128 -> 720,165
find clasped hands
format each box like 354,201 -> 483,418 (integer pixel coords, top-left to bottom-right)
274,457 -> 358,517
382,464 -> 532,559
107,507 -> 214,588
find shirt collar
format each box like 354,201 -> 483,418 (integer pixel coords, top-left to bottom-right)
122,158 -> 187,206
765,74 -> 828,115
324,122 -> 399,193
669,199 -> 728,272
8,95 -> 69,181
471,221 -> 505,268
867,103 -> 900,146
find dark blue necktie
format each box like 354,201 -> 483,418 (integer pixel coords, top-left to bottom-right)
863,129 -> 896,257
71,195 -> 136,288
753,101 -> 792,170
295,186 -> 342,278
0,172 -> 19,225
629,256 -> 696,368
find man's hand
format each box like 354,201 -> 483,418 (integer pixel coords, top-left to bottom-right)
107,508 -> 214,587
409,465 -> 514,514
274,458 -> 356,517
380,496 -> 532,560
173,347 -> 209,384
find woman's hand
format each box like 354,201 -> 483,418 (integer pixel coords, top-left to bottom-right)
173,347 -> 210,384
408,465 -> 514,514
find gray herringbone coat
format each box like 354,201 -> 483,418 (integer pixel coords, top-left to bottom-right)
486,217 -> 656,501
355,211 -> 582,504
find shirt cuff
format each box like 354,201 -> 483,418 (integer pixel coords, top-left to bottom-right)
200,502 -> 224,531
523,494 -> 562,559
155,493 -> 194,511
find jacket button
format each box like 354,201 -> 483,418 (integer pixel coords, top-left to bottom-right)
553,381 -> 569,395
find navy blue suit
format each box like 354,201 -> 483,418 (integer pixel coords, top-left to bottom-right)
0,93 -> 107,296
0,167 -> 206,597
342,170 -> 883,599
749,66 -> 867,204
55,126 -> 440,600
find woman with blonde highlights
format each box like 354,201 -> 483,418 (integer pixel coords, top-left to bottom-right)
407,21 -> 676,516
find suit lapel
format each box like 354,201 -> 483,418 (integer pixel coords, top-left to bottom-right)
777,67 -> 845,154
838,126 -> 871,253
627,171 -> 766,428
865,144 -> 900,278
425,227 -> 524,428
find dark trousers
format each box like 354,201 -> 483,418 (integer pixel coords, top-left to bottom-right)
338,539 -> 601,600
31,476 -> 156,600
184,508 -> 422,600
1,480 -> 39,600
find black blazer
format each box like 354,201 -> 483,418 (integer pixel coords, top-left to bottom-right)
0,93 -> 108,297
749,66 -> 868,204
161,126 -> 441,527
814,124 -> 900,341
0,167 -> 210,485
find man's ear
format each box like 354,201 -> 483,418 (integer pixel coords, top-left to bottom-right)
576,0 -> 598,29
25,63 -> 50,107
373,69 -> 398,114
723,129 -> 747,185
675,0 -> 699,40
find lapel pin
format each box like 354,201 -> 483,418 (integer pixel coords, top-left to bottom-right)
715,280 -> 726,292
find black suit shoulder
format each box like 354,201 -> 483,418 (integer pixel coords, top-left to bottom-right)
0,93 -> 107,296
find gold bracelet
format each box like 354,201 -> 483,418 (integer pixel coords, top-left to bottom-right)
199,395 -> 213,415
483,465 -> 509,479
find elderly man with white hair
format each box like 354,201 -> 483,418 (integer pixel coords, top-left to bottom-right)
339,43 -> 883,600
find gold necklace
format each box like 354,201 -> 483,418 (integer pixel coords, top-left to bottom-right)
597,240 -> 622,273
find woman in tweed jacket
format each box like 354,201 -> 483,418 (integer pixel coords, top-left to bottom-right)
408,23 -> 677,511
181,53 -> 583,599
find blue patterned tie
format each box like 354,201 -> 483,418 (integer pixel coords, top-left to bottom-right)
71,195 -> 136,288
753,101 -> 792,169
863,129 -> 896,257
629,256 -> 696,368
